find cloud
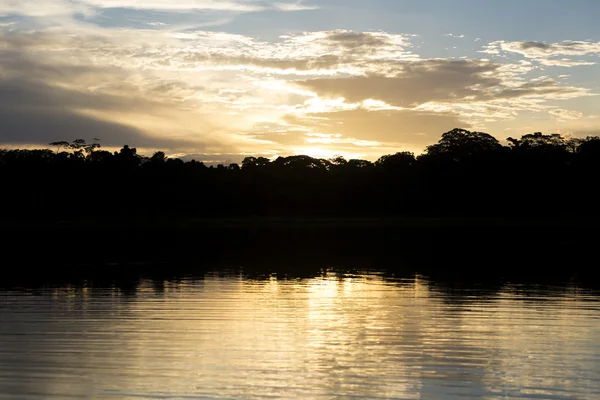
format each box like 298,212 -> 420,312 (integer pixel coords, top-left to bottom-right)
84,0 -> 264,12
0,30 -> 226,151
3,27 -> 412,80
166,30 -> 416,76
285,108 -> 467,146
294,59 -> 589,108
0,107 -> 184,148
1,13 -> 597,159
295,59 -> 591,120
295,60 -> 500,107
519,41 -> 552,52
317,31 -> 400,50
0,73 -> 206,149
0,26 -> 413,80
512,41 -> 600,57
538,58 -> 596,67
83,0 -> 318,13
0,1 -> 89,17
445,33 -> 465,39
482,40 -> 600,68
247,122 -> 311,146
488,77 -> 589,100
484,40 -> 600,58
0,0 -> 317,16
549,108 -> 584,121
273,2 -> 319,11
239,107 -> 466,156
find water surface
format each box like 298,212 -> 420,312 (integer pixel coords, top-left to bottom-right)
1,270 -> 599,399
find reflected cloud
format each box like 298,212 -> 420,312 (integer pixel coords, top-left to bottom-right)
2,273 -> 600,399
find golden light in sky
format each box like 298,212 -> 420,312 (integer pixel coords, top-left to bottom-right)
1,1 -> 600,163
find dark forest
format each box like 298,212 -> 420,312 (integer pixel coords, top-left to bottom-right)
2,128 -> 600,221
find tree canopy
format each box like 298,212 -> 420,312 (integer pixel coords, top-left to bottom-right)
1,128 -> 598,220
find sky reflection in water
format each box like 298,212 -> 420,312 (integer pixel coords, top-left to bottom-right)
1,271 -> 599,399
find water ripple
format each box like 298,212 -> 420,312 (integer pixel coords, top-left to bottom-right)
1,272 -> 600,399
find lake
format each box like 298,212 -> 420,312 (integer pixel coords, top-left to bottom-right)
1,267 -> 600,399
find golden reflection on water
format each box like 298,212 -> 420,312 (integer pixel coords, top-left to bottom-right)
1,272 -> 600,399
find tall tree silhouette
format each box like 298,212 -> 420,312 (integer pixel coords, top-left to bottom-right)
2,128 -> 600,220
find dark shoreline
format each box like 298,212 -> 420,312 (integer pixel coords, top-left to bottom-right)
4,215 -> 597,229
3,216 -> 597,275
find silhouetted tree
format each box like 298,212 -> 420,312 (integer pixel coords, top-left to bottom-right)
425,128 -> 503,161
3,128 -> 600,221
329,156 -> 347,166
376,152 -> 415,171
49,141 -> 70,154
273,155 -> 330,170
66,138 -> 101,157
115,145 -> 141,168
508,132 -> 566,151
88,150 -> 113,164
577,136 -> 600,162
150,151 -> 167,163
242,157 -> 270,169
346,159 -> 373,169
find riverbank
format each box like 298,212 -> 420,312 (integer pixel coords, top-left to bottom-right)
3,216 -> 596,270
3,215 -> 597,229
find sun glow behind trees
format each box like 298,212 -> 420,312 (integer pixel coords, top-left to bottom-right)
2,1 -> 600,162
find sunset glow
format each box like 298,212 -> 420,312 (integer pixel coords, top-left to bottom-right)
2,1 -> 600,163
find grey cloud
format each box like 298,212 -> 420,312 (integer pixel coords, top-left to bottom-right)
0,56 -> 204,150
82,0 -> 316,13
0,29 -> 220,150
489,78 -> 585,100
519,40 -> 600,54
1,28 -> 413,82
485,40 -> 600,65
0,78 -> 203,149
183,53 -> 344,71
175,30 -> 413,73
319,31 -> 391,50
296,59 -> 588,106
520,41 -> 552,51
296,60 -> 501,107
0,107 -> 172,148
0,50 -> 101,86
0,60 -> 206,123
0,74 -> 154,114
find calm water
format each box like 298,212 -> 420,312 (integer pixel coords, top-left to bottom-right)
1,270 -> 600,399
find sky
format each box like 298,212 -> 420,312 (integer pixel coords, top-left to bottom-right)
2,0 -> 600,162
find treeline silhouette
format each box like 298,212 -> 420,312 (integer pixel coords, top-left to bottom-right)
2,128 -> 600,220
